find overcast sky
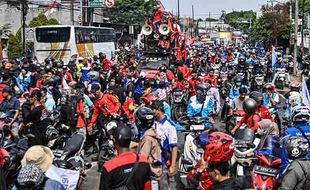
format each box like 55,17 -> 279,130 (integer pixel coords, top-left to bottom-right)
161,0 -> 288,19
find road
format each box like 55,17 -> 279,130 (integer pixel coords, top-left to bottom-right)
82,87 -> 289,189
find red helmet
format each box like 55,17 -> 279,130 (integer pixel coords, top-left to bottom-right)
204,132 -> 234,163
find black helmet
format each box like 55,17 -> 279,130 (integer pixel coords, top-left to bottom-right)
135,106 -> 155,129
286,136 -> 309,159
243,98 -> 257,115
234,77 -> 243,86
113,123 -> 133,148
249,91 -> 263,102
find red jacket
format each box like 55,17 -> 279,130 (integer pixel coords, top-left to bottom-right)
173,80 -> 186,90
187,159 -> 213,190
202,75 -> 218,86
236,114 -> 261,132
0,83 -> 8,103
122,97 -> 135,122
89,94 -> 121,126
258,105 -> 272,120
101,58 -> 111,72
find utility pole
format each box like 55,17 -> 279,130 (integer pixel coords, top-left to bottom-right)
294,0 -> 299,76
177,0 -> 180,23
209,12 -> 211,32
301,0 -> 305,56
71,0 -> 75,25
21,2 -> 27,52
191,5 -> 194,38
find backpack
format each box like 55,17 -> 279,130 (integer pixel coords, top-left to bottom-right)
60,94 -> 83,127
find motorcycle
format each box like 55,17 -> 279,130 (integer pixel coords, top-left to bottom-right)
232,128 -> 260,189
171,88 -> 188,121
0,128 -> 28,189
252,73 -> 265,92
251,154 -> 281,190
275,68 -> 286,90
177,116 -> 209,189
50,132 -> 87,190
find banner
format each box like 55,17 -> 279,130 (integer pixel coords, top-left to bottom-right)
302,76 -> 310,107
45,165 -> 80,190
271,46 -> 277,69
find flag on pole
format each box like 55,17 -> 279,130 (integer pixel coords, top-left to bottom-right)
302,76 -> 310,107
271,46 -> 277,69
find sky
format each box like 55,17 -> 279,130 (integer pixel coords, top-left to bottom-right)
161,0 -> 288,19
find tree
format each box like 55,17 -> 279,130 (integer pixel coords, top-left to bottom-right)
103,0 -> 152,25
224,11 -> 256,33
7,14 -> 60,58
0,24 -> 11,60
250,3 -> 292,46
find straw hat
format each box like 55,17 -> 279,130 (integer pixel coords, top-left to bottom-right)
21,145 -> 54,172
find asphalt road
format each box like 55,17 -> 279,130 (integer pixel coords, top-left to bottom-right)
82,87 -> 289,190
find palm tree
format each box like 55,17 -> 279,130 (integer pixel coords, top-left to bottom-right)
0,24 -> 11,60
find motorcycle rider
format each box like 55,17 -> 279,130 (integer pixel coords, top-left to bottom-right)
149,100 -> 178,189
187,83 -> 214,120
16,68 -> 31,93
279,136 -> 310,190
272,57 -> 290,85
203,69 -> 218,87
231,98 -> 261,134
232,87 -> 248,110
249,91 -> 272,120
0,87 -> 20,138
135,106 -> 163,187
263,83 -> 280,114
229,77 -> 244,100
281,105 -> 310,174
99,124 -> 151,190
87,84 -> 121,160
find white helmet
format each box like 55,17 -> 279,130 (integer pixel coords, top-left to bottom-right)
291,105 -> 310,123
289,91 -> 302,107
87,71 -> 99,81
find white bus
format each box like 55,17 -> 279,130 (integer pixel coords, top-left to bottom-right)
34,25 -> 116,63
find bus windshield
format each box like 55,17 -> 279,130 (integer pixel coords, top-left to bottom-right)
36,27 -> 71,42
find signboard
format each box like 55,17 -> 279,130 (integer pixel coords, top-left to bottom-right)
89,0 -> 115,8
25,28 -> 34,43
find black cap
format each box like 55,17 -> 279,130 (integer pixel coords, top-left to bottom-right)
2,87 -> 13,95
90,84 -> 101,93
113,124 -> 133,148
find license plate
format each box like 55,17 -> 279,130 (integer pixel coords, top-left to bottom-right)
190,125 -> 205,131
254,165 -> 278,177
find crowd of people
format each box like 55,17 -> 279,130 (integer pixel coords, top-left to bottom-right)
0,41 -> 310,190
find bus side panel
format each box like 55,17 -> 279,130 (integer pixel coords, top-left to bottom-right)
76,43 -> 94,58
93,42 -> 115,60
35,42 -> 72,63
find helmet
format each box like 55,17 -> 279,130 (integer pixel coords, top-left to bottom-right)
88,71 -> 99,81
239,56 -> 246,63
113,124 -> 133,147
243,98 -> 257,115
234,77 -> 243,86
249,91 -> 263,102
135,106 -> 155,129
265,83 -> 275,92
285,136 -> 309,159
204,132 -> 234,163
290,80 -> 301,91
291,105 -> 310,123
288,91 -> 302,106
196,83 -> 209,92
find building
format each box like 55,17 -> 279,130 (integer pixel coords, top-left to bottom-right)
0,0 -> 104,34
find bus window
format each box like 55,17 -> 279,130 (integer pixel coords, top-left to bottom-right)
36,27 -> 70,42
